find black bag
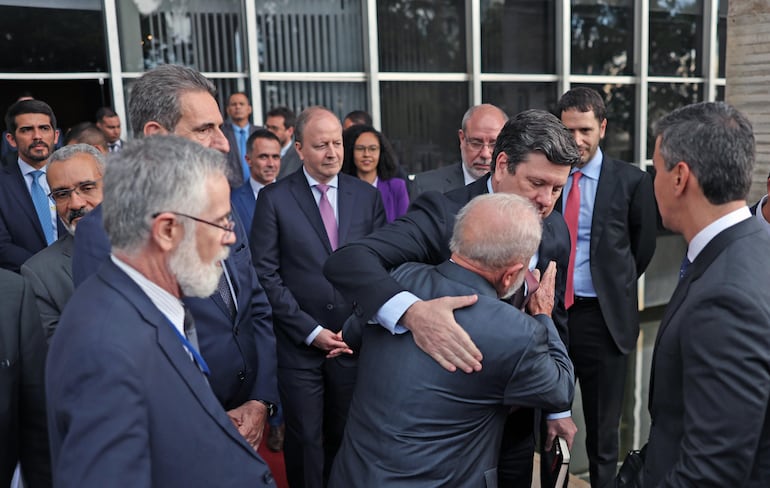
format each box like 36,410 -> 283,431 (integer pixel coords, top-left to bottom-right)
615,444 -> 647,488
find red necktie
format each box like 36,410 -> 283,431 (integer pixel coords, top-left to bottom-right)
564,171 -> 582,309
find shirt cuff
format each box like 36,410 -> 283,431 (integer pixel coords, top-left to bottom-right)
373,291 -> 420,334
545,410 -> 572,420
304,325 -> 323,345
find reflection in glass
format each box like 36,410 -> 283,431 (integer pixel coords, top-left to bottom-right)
717,0 -> 727,78
0,5 -> 106,72
569,84 -> 635,162
380,82 -> 468,173
257,0 -> 363,72
647,83 -> 703,158
571,0 -> 634,76
260,81 -> 365,122
482,82 -> 557,116
378,0 -> 465,72
481,0 -> 555,73
649,0 -> 704,77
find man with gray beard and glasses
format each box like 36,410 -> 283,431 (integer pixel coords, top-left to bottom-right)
46,135 -> 276,487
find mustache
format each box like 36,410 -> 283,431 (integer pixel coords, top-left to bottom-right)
67,207 -> 88,224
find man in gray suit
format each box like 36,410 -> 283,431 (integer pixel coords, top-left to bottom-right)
408,104 -> 508,198
645,101 -> 770,487
267,106 -> 302,179
21,144 -> 104,341
329,193 -> 574,487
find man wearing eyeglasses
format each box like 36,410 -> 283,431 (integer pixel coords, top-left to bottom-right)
21,144 -> 104,342
408,104 -> 508,198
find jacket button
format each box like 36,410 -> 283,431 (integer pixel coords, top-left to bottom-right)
263,472 -> 274,485
326,304 -> 333,311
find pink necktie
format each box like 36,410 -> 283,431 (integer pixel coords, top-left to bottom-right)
564,171 -> 582,309
316,184 -> 338,250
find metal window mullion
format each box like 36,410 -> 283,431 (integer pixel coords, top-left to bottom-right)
364,0 -> 381,128
244,0 -> 262,124
102,0 -> 126,138
702,0 -> 719,101
557,0 -> 570,96
469,0 -> 481,105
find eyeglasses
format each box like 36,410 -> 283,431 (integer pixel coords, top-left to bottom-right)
49,179 -> 101,203
465,139 -> 496,152
152,211 -> 235,234
353,145 -> 380,153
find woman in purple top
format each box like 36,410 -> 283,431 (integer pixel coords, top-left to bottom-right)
342,125 -> 409,222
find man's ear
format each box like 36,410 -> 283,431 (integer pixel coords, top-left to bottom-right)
673,161 -> 691,197
294,140 -> 304,161
5,131 -> 17,149
143,121 -> 169,137
150,212 -> 182,252
500,262 -> 525,293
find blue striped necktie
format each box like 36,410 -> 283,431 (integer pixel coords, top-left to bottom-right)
30,170 -> 55,245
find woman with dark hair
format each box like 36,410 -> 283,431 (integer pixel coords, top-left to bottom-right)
342,125 -> 409,222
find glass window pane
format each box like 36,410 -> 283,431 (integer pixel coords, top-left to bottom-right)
649,0 -> 704,77
256,0 -> 363,72
481,0 -> 555,74
716,85 -> 725,102
379,0 -> 466,72
380,82 -> 468,173
482,82 -> 558,115
0,4 -> 106,72
117,0 -> 245,73
260,81 -> 366,122
717,0 -> 727,78
647,83 -> 704,158
570,83 -> 636,162
571,0 -> 634,76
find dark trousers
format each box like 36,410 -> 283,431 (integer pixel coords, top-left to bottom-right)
569,298 -> 628,488
278,358 -> 357,488
498,408 -> 535,488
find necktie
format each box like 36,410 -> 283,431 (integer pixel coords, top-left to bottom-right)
316,184 -> 338,250
109,142 -> 120,153
679,255 -> 691,280
30,170 -> 55,245
238,128 -> 249,182
510,270 -> 540,310
183,307 -> 201,353
564,171 -> 582,309
216,262 -> 236,320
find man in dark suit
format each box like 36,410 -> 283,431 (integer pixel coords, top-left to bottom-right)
749,171 -> 770,235
47,136 -> 276,487
222,92 -> 259,187
555,87 -> 657,487
330,193 -> 574,487
21,144 -> 104,341
95,107 -> 124,153
644,101 -> 770,487
72,64 -> 279,451
267,106 -> 302,178
408,104 -> 508,198
0,269 -> 50,488
251,106 -> 386,488
231,128 -> 282,236
324,109 -> 581,487
0,99 -> 66,272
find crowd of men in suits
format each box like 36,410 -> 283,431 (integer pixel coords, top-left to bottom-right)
2,62 -> 770,488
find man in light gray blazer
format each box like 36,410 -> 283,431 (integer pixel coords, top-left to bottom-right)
21,144 -> 104,341
329,193 -> 574,487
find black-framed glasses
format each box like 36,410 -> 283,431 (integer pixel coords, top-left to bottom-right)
152,211 -> 235,233
48,179 -> 101,203
353,145 -> 380,153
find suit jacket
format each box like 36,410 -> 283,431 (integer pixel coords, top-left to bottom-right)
46,261 -> 276,487
222,121 -> 259,188
330,261 -> 574,487
324,175 -> 571,343
0,269 -> 50,488
232,181 -> 257,236
644,217 -> 770,487
277,144 -> 302,180
250,170 -> 386,368
0,162 -> 66,272
408,162 -> 465,199
557,157 -> 657,353
72,204 -> 279,409
21,233 -> 74,342
377,177 -> 410,222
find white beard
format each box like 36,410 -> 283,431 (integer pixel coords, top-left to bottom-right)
169,232 -> 230,298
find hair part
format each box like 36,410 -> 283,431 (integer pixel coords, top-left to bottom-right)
654,101 -> 754,205
128,64 -> 216,138
341,124 -> 399,180
5,99 -> 57,134
556,86 -> 607,122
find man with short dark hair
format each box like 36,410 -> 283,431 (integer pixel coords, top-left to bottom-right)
556,86 -> 657,488
645,101 -> 770,487
95,107 -> 123,153
342,110 -> 372,129
63,122 -> 107,153
0,99 -> 66,272
267,106 -> 301,178
222,92 -> 258,187
231,129 -> 281,237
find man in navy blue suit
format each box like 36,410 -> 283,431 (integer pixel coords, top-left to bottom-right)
0,99 -> 66,272
251,106 -> 386,488
72,64 -> 279,451
47,136 -> 276,486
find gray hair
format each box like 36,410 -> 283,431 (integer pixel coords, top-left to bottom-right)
103,135 -> 227,253
449,193 -> 542,269
48,143 -> 105,173
654,101 -> 754,205
128,64 -> 217,138
491,109 -> 581,173
294,106 -> 337,143
461,104 -> 509,132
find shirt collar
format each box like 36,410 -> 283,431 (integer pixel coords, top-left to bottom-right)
18,157 -> 45,176
303,167 -> 338,190
461,163 -> 479,185
688,206 -> 752,261
572,147 -> 602,180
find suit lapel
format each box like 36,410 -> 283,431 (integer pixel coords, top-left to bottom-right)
337,175 -> 354,246
289,172 -> 334,253
3,164 -> 45,242
589,157 -> 615,250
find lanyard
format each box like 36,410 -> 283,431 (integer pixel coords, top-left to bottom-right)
165,317 -> 210,377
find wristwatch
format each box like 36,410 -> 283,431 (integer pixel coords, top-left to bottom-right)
257,399 -> 277,417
